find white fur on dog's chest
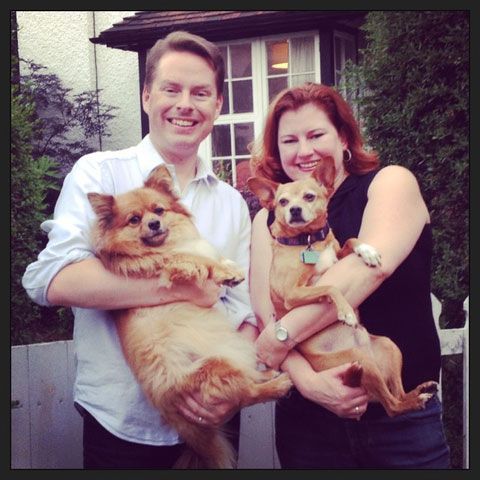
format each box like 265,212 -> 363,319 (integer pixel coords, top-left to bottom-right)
313,244 -> 338,276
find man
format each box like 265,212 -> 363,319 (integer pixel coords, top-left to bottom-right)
22,31 -> 257,469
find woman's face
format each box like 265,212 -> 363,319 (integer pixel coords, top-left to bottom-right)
277,103 -> 347,181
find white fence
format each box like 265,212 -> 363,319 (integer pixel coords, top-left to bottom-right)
11,295 -> 469,469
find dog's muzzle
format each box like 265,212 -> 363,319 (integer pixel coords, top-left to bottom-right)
288,206 -> 306,224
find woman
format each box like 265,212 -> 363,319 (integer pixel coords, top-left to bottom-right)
249,83 -> 450,469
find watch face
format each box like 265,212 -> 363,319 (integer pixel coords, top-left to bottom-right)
275,325 -> 288,342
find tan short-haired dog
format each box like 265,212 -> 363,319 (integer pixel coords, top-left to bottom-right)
248,157 -> 437,417
87,165 -> 292,469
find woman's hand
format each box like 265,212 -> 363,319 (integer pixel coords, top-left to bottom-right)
176,389 -> 239,428
296,362 -> 369,420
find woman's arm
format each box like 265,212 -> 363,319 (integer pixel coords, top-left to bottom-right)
249,208 -> 276,331
255,166 -> 430,368
47,257 -> 221,309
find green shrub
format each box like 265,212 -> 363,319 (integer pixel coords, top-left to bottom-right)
344,11 -> 469,468
11,57 -> 117,345
345,11 -> 469,325
10,78 -> 68,345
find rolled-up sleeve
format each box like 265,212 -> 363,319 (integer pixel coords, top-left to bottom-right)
218,197 -> 257,329
22,156 -> 106,306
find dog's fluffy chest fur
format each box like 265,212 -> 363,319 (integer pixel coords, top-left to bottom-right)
270,236 -> 339,316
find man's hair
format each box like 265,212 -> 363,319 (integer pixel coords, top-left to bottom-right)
144,30 -> 225,96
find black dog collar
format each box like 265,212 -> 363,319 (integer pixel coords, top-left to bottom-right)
275,222 -> 330,246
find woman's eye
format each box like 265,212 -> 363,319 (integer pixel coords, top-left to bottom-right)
129,215 -> 141,225
279,198 -> 289,207
304,193 -> 316,202
154,207 -> 164,215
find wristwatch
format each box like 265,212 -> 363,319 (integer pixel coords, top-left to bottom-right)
274,320 -> 296,348
275,321 -> 289,341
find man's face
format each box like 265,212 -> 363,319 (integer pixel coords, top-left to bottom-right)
142,50 -> 223,164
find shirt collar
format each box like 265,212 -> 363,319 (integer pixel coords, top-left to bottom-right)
136,134 -> 219,190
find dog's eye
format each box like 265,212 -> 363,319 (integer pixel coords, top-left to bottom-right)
153,207 -> 164,215
129,215 -> 141,225
304,193 -> 316,202
279,198 -> 289,207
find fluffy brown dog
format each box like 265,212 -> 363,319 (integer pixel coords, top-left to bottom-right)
87,164 -> 292,469
247,157 -> 437,417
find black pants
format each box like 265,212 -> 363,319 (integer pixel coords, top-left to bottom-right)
76,403 -> 240,469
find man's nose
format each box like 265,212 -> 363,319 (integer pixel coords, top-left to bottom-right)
176,90 -> 194,111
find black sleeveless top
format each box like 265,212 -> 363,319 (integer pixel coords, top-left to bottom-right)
268,169 -> 441,393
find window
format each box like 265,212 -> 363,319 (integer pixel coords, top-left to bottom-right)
200,33 -> 320,189
333,31 -> 357,102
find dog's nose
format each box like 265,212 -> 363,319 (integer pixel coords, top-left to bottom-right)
148,220 -> 160,231
290,206 -> 302,218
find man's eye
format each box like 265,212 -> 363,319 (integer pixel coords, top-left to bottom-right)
304,193 -> 316,202
279,198 -> 289,207
153,207 -> 164,215
129,215 -> 141,225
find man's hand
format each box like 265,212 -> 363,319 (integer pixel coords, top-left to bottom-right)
176,390 -> 240,427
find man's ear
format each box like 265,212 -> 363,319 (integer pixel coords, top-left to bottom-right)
214,93 -> 223,120
87,192 -> 115,229
247,177 -> 279,210
142,84 -> 151,115
312,156 -> 336,197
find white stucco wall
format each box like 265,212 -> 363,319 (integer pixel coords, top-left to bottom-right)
16,11 -> 142,152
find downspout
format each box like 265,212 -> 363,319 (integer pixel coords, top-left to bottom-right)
92,11 -> 103,151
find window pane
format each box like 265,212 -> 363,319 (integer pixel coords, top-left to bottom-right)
219,45 -> 228,74
267,40 -> 288,75
345,38 -> 356,63
221,81 -> 230,115
290,37 -> 314,73
235,159 -> 252,189
290,73 -> 315,87
231,44 -> 252,78
234,123 -> 254,155
212,159 -> 233,184
212,125 -> 231,157
268,76 -> 288,102
334,36 -> 342,72
232,80 -> 253,113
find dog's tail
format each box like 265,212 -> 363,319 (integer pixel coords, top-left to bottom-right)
173,429 -> 236,469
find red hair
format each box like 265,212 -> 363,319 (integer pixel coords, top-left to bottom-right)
250,83 -> 379,182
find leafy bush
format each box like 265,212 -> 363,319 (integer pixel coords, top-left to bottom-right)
344,11 -> 469,468
20,59 -> 117,176
11,57 -> 117,345
345,11 -> 469,327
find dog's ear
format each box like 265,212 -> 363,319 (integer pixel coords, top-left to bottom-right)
144,164 -> 179,199
247,177 -> 278,210
87,192 -> 115,229
312,156 -> 336,196
145,164 -> 192,218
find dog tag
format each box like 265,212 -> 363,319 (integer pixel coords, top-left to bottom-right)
301,249 -> 320,264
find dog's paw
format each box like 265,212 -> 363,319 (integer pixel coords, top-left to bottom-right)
338,308 -> 359,327
354,243 -> 381,267
170,262 -> 209,284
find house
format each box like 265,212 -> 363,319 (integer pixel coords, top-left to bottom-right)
16,10 -> 366,190
90,10 -> 367,189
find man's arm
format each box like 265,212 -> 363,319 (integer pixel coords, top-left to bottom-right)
47,257 -> 220,309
